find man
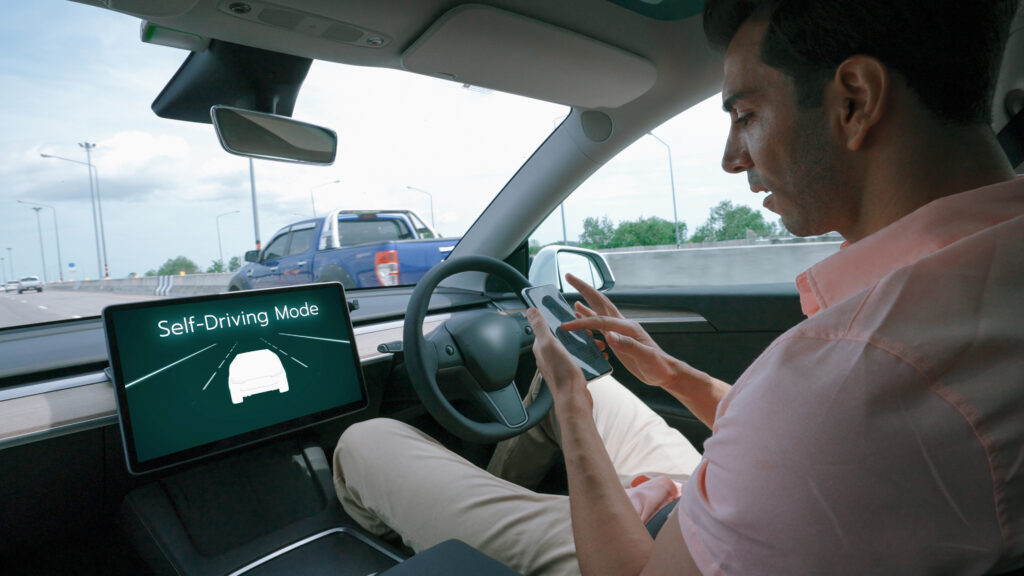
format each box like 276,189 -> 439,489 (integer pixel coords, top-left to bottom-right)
335,0 -> 1024,574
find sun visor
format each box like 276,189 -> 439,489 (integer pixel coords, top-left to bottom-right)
402,4 -> 657,109
152,39 -> 311,124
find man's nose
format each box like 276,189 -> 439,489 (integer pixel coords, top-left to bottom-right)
721,132 -> 752,173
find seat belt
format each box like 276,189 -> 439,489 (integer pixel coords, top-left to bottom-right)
644,497 -> 679,538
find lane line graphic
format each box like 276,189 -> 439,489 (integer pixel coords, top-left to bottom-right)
278,333 -> 349,344
216,342 -> 238,370
261,337 -> 308,369
126,343 -> 218,389
260,338 -> 281,352
204,342 -> 238,391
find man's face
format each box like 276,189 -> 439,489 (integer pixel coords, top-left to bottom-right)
720,21 -> 855,237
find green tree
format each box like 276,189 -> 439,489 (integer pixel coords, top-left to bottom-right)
228,256 -> 242,272
610,216 -> 684,248
579,216 -> 615,249
206,260 -> 225,273
775,217 -> 793,237
152,256 -> 200,276
690,201 -> 775,243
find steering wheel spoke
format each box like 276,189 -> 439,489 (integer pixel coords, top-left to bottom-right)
425,325 -> 465,371
470,383 -> 529,428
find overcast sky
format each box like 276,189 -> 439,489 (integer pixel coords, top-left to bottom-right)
0,0 -> 765,282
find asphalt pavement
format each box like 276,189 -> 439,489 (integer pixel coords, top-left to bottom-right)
0,287 -> 156,329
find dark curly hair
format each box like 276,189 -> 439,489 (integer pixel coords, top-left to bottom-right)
703,0 -> 1021,125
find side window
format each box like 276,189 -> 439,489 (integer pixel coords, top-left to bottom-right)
338,219 -> 406,244
529,94 -> 841,290
262,233 -> 291,261
287,227 -> 316,256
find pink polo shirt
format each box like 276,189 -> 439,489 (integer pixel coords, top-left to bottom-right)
679,177 -> 1024,575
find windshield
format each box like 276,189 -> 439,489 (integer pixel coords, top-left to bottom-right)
0,2 -> 566,329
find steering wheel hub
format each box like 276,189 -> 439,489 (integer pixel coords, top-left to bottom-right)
448,313 -> 523,392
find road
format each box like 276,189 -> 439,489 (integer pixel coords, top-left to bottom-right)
0,288 -> 158,329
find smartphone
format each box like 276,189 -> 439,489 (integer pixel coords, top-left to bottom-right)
522,284 -> 613,381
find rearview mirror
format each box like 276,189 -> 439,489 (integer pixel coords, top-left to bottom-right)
244,250 -> 260,263
211,105 -> 337,165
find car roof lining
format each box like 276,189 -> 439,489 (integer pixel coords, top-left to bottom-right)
96,0 -> 711,108
401,5 -> 657,109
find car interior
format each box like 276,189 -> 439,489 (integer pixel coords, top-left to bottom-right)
1,0 -> 1022,574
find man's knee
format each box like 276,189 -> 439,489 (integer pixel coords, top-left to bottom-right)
335,418 -> 410,478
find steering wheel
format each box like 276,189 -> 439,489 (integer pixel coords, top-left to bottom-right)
403,255 -> 552,443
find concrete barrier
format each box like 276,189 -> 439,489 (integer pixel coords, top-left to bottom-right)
44,242 -> 843,296
603,242 -> 842,288
48,273 -> 234,296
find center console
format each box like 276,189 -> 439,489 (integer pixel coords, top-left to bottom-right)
119,439 -> 404,576
119,438 -> 522,575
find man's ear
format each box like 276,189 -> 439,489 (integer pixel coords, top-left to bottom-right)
829,55 -> 889,151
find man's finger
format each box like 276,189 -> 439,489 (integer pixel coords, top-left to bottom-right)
574,301 -> 596,318
565,274 -> 621,318
562,314 -> 637,337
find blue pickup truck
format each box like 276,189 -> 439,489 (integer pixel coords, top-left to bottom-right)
228,210 -> 457,291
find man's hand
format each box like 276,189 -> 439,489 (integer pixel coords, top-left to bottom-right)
560,273 -> 731,429
560,273 -> 684,390
526,307 -> 592,410
526,297 -> 702,576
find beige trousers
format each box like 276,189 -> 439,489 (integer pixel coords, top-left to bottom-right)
333,374 -> 702,576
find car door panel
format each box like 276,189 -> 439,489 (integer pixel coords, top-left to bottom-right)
276,225 -> 317,286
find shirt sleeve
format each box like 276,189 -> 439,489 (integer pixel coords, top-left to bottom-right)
678,335 -> 1001,575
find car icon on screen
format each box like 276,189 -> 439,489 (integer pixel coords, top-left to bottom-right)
228,349 -> 289,404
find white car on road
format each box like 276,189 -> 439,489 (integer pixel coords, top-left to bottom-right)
227,349 -> 289,404
17,276 -> 43,294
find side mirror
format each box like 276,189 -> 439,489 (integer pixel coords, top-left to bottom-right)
528,246 -> 615,293
211,105 -> 337,165
244,250 -> 261,263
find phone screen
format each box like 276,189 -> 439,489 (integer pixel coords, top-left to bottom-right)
522,284 -> 613,381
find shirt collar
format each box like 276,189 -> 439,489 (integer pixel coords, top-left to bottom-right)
796,176 -> 1024,317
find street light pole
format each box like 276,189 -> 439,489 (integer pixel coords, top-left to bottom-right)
80,142 -> 109,278
1,258 -> 6,283
18,200 -> 64,282
310,179 -> 341,218
40,151 -> 107,278
5,248 -> 12,279
29,207 -> 49,283
249,158 -> 262,251
405,186 -> 435,229
647,132 -> 680,247
216,210 -> 240,268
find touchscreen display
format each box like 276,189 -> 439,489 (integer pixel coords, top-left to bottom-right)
522,284 -> 613,381
103,282 -> 367,474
